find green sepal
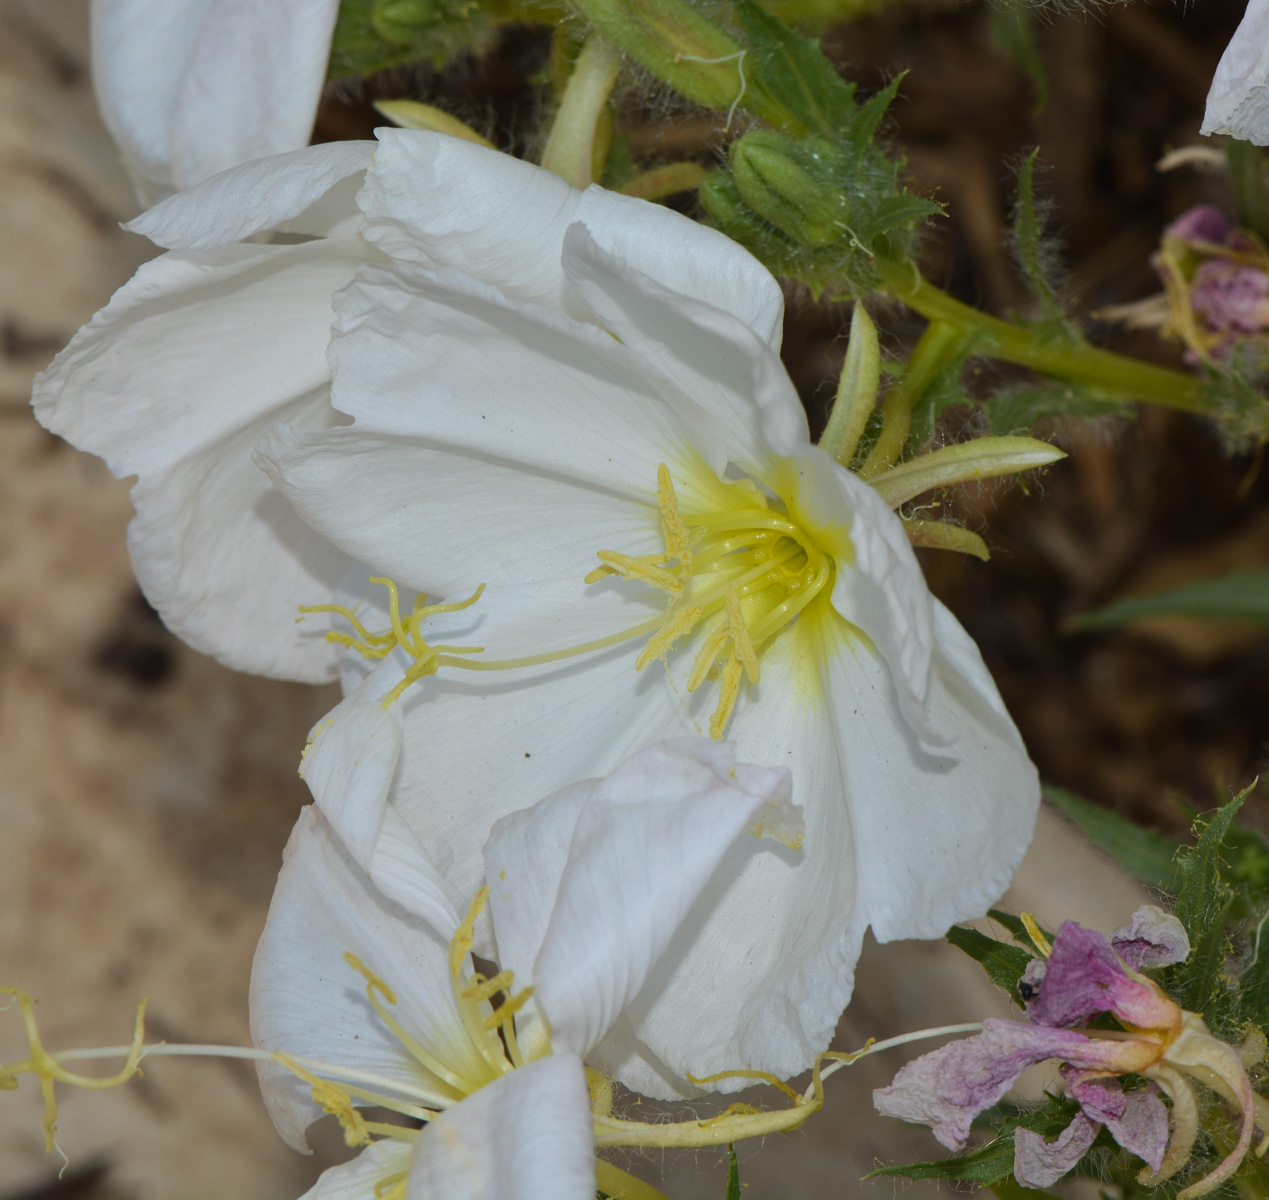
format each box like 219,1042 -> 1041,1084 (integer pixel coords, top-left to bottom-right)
847,73 -> 902,157
729,131 -> 854,247
853,191 -> 944,246
946,926 -> 1034,1000
1042,786 -> 1182,892
724,1145 -> 741,1200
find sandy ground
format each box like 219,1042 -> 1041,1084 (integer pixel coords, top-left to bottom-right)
0,4 -> 1160,1197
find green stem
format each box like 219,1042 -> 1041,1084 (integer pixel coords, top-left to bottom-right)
877,261 -> 1211,415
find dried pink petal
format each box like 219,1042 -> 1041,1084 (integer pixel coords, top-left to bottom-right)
1013,1113 -> 1099,1188
1111,906 -> 1191,971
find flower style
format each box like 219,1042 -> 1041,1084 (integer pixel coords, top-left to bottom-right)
874,909 -> 1269,1198
91,0 -> 340,204
34,130 -> 1040,1095
250,738 -> 816,1200
1203,0 -> 1269,146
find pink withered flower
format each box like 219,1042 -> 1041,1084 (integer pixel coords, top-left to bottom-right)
874,908 -> 1269,1198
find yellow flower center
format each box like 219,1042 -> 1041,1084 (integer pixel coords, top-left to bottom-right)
305,459 -> 845,738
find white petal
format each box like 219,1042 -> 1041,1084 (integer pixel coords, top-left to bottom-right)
572,185 -> 785,347
1202,0 -> 1269,143
90,0 -> 213,202
256,424 -> 660,600
299,1139 -> 412,1199
778,447 -> 939,746
127,141 -> 375,249
33,239 -> 366,680
484,739 -> 797,1057
589,603 -> 1035,1096
406,1054 -> 595,1200
359,129 -> 583,307
251,808 -> 485,1151
321,261 -> 726,496
559,223 -> 804,470
168,0 -> 341,189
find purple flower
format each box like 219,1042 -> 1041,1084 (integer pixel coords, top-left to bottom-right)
1166,205 -> 1233,246
874,909 -> 1265,1198
1190,261 -> 1269,335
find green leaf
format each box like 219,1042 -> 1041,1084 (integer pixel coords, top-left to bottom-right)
724,1145 -> 741,1200
1226,139 -> 1269,246
1065,569 -> 1269,632
984,383 -> 1130,436
853,192 -> 944,245
849,73 -> 902,156
1166,791 -> 1249,1016
868,1132 -> 1017,1184
1042,786 -> 1182,891
987,7 -> 1049,113
732,0 -> 857,137
986,909 -> 1057,953
1008,151 -> 1065,323
328,0 -> 494,78
946,926 -> 1033,998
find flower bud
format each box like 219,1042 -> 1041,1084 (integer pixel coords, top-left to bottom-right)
729,131 -> 852,248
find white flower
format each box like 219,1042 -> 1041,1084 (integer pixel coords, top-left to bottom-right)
91,0 -> 340,203
251,739 -> 806,1200
1202,0 -> 1269,144
34,131 -> 1040,1094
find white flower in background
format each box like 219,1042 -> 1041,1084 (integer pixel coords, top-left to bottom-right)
34,131 -> 1040,1095
1202,0 -> 1269,144
91,0 -> 340,204
252,739 -> 808,1200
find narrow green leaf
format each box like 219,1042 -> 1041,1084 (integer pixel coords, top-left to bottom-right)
820,302 -> 880,465
1009,150 -> 1064,322
849,74 -> 902,155
724,1145 -> 741,1200
732,0 -> 857,137
986,909 -> 1056,952
1042,786 -> 1182,891
987,7 -> 1049,113
984,382 -> 1129,436
867,1132 -> 1017,1184
1065,569 -> 1269,632
946,926 -> 1033,998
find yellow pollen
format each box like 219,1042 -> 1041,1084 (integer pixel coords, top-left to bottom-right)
709,657 -> 745,739
451,888 -> 488,981
726,588 -> 760,685
594,550 -> 683,593
275,1054 -> 371,1147
657,462 -> 692,572
634,604 -> 704,670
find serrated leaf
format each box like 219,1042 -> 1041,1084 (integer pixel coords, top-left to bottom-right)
1167,791 -> 1248,1015
1009,150 -> 1064,322
855,192 -> 944,244
849,73 -> 902,155
732,0 -> 856,137
867,1132 -> 1017,1184
1065,569 -> 1269,632
987,909 -> 1057,953
1043,786 -> 1182,892
946,926 -> 1033,998
724,1145 -> 741,1200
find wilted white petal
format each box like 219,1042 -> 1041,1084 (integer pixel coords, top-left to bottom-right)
484,739 -> 797,1057
405,1054 -> 595,1200
1202,0 -> 1269,144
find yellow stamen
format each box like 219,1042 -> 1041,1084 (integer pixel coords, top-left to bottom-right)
725,588 -> 760,685
634,605 -> 704,670
657,462 -> 692,572
275,1054 -> 371,1147
709,656 -> 745,739
1020,913 -> 1052,958
594,550 -> 683,593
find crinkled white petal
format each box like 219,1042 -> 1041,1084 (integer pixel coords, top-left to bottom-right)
559,223 -> 803,471
405,1054 -> 595,1200
484,739 -> 796,1058
33,239 -> 367,680
321,261 -> 727,496
298,1138 -> 412,1200
90,0 -> 212,203
251,808 -> 482,1151
571,186 -> 785,348
256,424 -> 660,600
127,141 -> 375,249
168,0 -> 340,190
1202,0 -> 1269,143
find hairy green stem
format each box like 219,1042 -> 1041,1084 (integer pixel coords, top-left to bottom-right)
877,261 -> 1210,415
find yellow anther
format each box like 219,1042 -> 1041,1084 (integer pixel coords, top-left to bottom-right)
484,986 -> 534,1031
656,463 -> 693,573
634,605 -> 704,670
451,887 -> 489,980
594,550 -> 683,593
0,986 -> 147,1154
725,588 -> 760,685
584,562 -> 618,584
687,622 -> 732,693
709,656 -> 744,740
1020,913 -> 1052,959
345,953 -> 398,1006
276,1054 -> 370,1147
462,970 -> 515,1005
